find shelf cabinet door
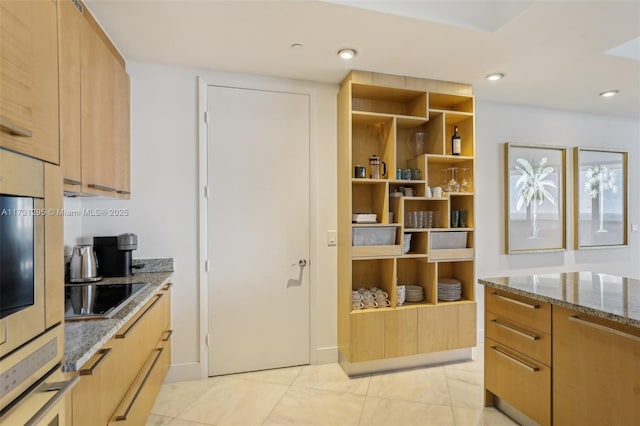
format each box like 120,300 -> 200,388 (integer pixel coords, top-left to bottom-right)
58,0 -> 82,190
417,303 -> 476,353
350,312 -> 384,362
0,0 -> 59,164
81,17 -> 115,195
384,309 -> 417,358
553,306 -> 640,425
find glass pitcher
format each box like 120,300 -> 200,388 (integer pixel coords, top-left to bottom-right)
369,155 -> 387,179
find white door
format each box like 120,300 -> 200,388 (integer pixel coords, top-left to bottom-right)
207,85 -> 310,376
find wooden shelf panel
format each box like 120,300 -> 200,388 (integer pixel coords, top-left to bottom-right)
428,93 -> 474,113
352,83 -> 427,118
352,245 -> 402,258
429,248 -> 475,262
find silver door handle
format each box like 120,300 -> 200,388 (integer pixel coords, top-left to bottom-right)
292,259 -> 307,267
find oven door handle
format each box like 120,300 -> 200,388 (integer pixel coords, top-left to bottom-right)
25,376 -> 80,426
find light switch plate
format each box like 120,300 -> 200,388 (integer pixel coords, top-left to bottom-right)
632,224 -> 639,232
327,230 -> 337,246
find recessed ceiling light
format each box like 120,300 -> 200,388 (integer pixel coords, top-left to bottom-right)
485,73 -> 505,81
337,48 -> 357,60
599,90 -> 619,97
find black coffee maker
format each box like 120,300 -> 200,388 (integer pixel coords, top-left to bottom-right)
93,233 -> 138,277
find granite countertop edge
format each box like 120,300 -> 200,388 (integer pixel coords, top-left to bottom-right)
478,278 -> 640,329
63,271 -> 174,372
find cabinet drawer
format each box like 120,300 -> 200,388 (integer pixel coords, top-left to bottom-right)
485,288 -> 550,333
108,338 -> 170,426
485,338 -> 551,426
486,311 -> 551,366
115,292 -> 167,389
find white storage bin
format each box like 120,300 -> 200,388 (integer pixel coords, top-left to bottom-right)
431,232 -> 468,249
352,227 -> 397,246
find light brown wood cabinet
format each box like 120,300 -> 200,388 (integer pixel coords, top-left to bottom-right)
70,282 -> 172,425
57,0 -> 82,190
338,71 -> 476,374
553,306 -> 640,425
57,0 -> 131,197
484,288 -> 552,426
113,58 -> 131,198
0,0 -> 59,164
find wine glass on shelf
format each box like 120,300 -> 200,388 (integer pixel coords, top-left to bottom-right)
445,167 -> 460,193
459,167 -> 471,192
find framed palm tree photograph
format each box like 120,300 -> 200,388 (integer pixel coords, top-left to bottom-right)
505,143 -> 567,253
575,147 -> 628,249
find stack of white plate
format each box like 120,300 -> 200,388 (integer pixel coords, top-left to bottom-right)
438,278 -> 462,301
396,285 -> 406,306
405,285 -> 424,302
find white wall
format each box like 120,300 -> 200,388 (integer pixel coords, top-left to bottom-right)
474,101 -> 640,335
79,61 -> 338,381
72,61 -> 639,381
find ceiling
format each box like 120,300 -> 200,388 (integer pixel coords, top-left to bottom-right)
84,0 -> 640,118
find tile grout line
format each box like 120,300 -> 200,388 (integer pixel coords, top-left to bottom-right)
259,365 -> 306,425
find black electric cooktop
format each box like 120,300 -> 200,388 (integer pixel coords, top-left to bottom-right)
64,282 -> 149,320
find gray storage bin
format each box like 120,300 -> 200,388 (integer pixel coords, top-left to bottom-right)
352,227 -> 397,246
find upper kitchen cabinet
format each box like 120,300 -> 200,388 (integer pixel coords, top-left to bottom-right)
113,58 -> 131,198
58,0 -> 131,197
58,0 -> 82,190
0,0 -> 60,164
81,14 -> 115,196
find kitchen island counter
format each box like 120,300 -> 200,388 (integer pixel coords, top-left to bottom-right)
479,271 -> 640,328
480,272 -> 640,425
63,270 -> 173,371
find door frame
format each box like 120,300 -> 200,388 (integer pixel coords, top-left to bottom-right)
197,76 -> 315,379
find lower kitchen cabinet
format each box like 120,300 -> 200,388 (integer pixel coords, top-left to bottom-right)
484,287 -> 552,426
417,302 -> 476,353
70,282 -> 172,425
553,306 -> 640,425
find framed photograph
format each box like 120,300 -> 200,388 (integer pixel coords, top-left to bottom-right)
505,143 -> 567,253
574,147 -> 628,248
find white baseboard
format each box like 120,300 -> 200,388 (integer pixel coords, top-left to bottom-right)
164,362 -> 202,383
312,346 -> 338,365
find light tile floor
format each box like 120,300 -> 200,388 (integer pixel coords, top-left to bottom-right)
147,347 -> 517,426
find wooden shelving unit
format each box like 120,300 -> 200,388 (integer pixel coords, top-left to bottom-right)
338,71 -> 477,375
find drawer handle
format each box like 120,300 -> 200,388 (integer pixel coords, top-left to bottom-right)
116,294 -> 164,339
26,376 -> 80,426
116,190 -> 131,195
0,115 -> 32,137
88,183 -> 116,192
568,316 -> 640,342
114,348 -> 164,421
63,178 -> 82,186
162,329 -> 173,342
491,319 -> 540,341
490,293 -> 539,310
163,282 -> 173,291
79,348 -> 112,376
491,346 -> 539,372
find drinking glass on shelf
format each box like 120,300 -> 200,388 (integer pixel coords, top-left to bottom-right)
424,211 -> 434,228
447,167 -> 460,193
459,210 -> 468,228
451,210 -> 460,228
459,167 -> 472,192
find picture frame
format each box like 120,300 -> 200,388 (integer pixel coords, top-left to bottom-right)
574,147 -> 628,249
505,143 -> 567,254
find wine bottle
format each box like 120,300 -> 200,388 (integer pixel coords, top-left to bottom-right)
451,125 -> 461,155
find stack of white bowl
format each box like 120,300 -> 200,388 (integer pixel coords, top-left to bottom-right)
405,285 -> 425,302
438,278 -> 462,301
396,285 -> 406,306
